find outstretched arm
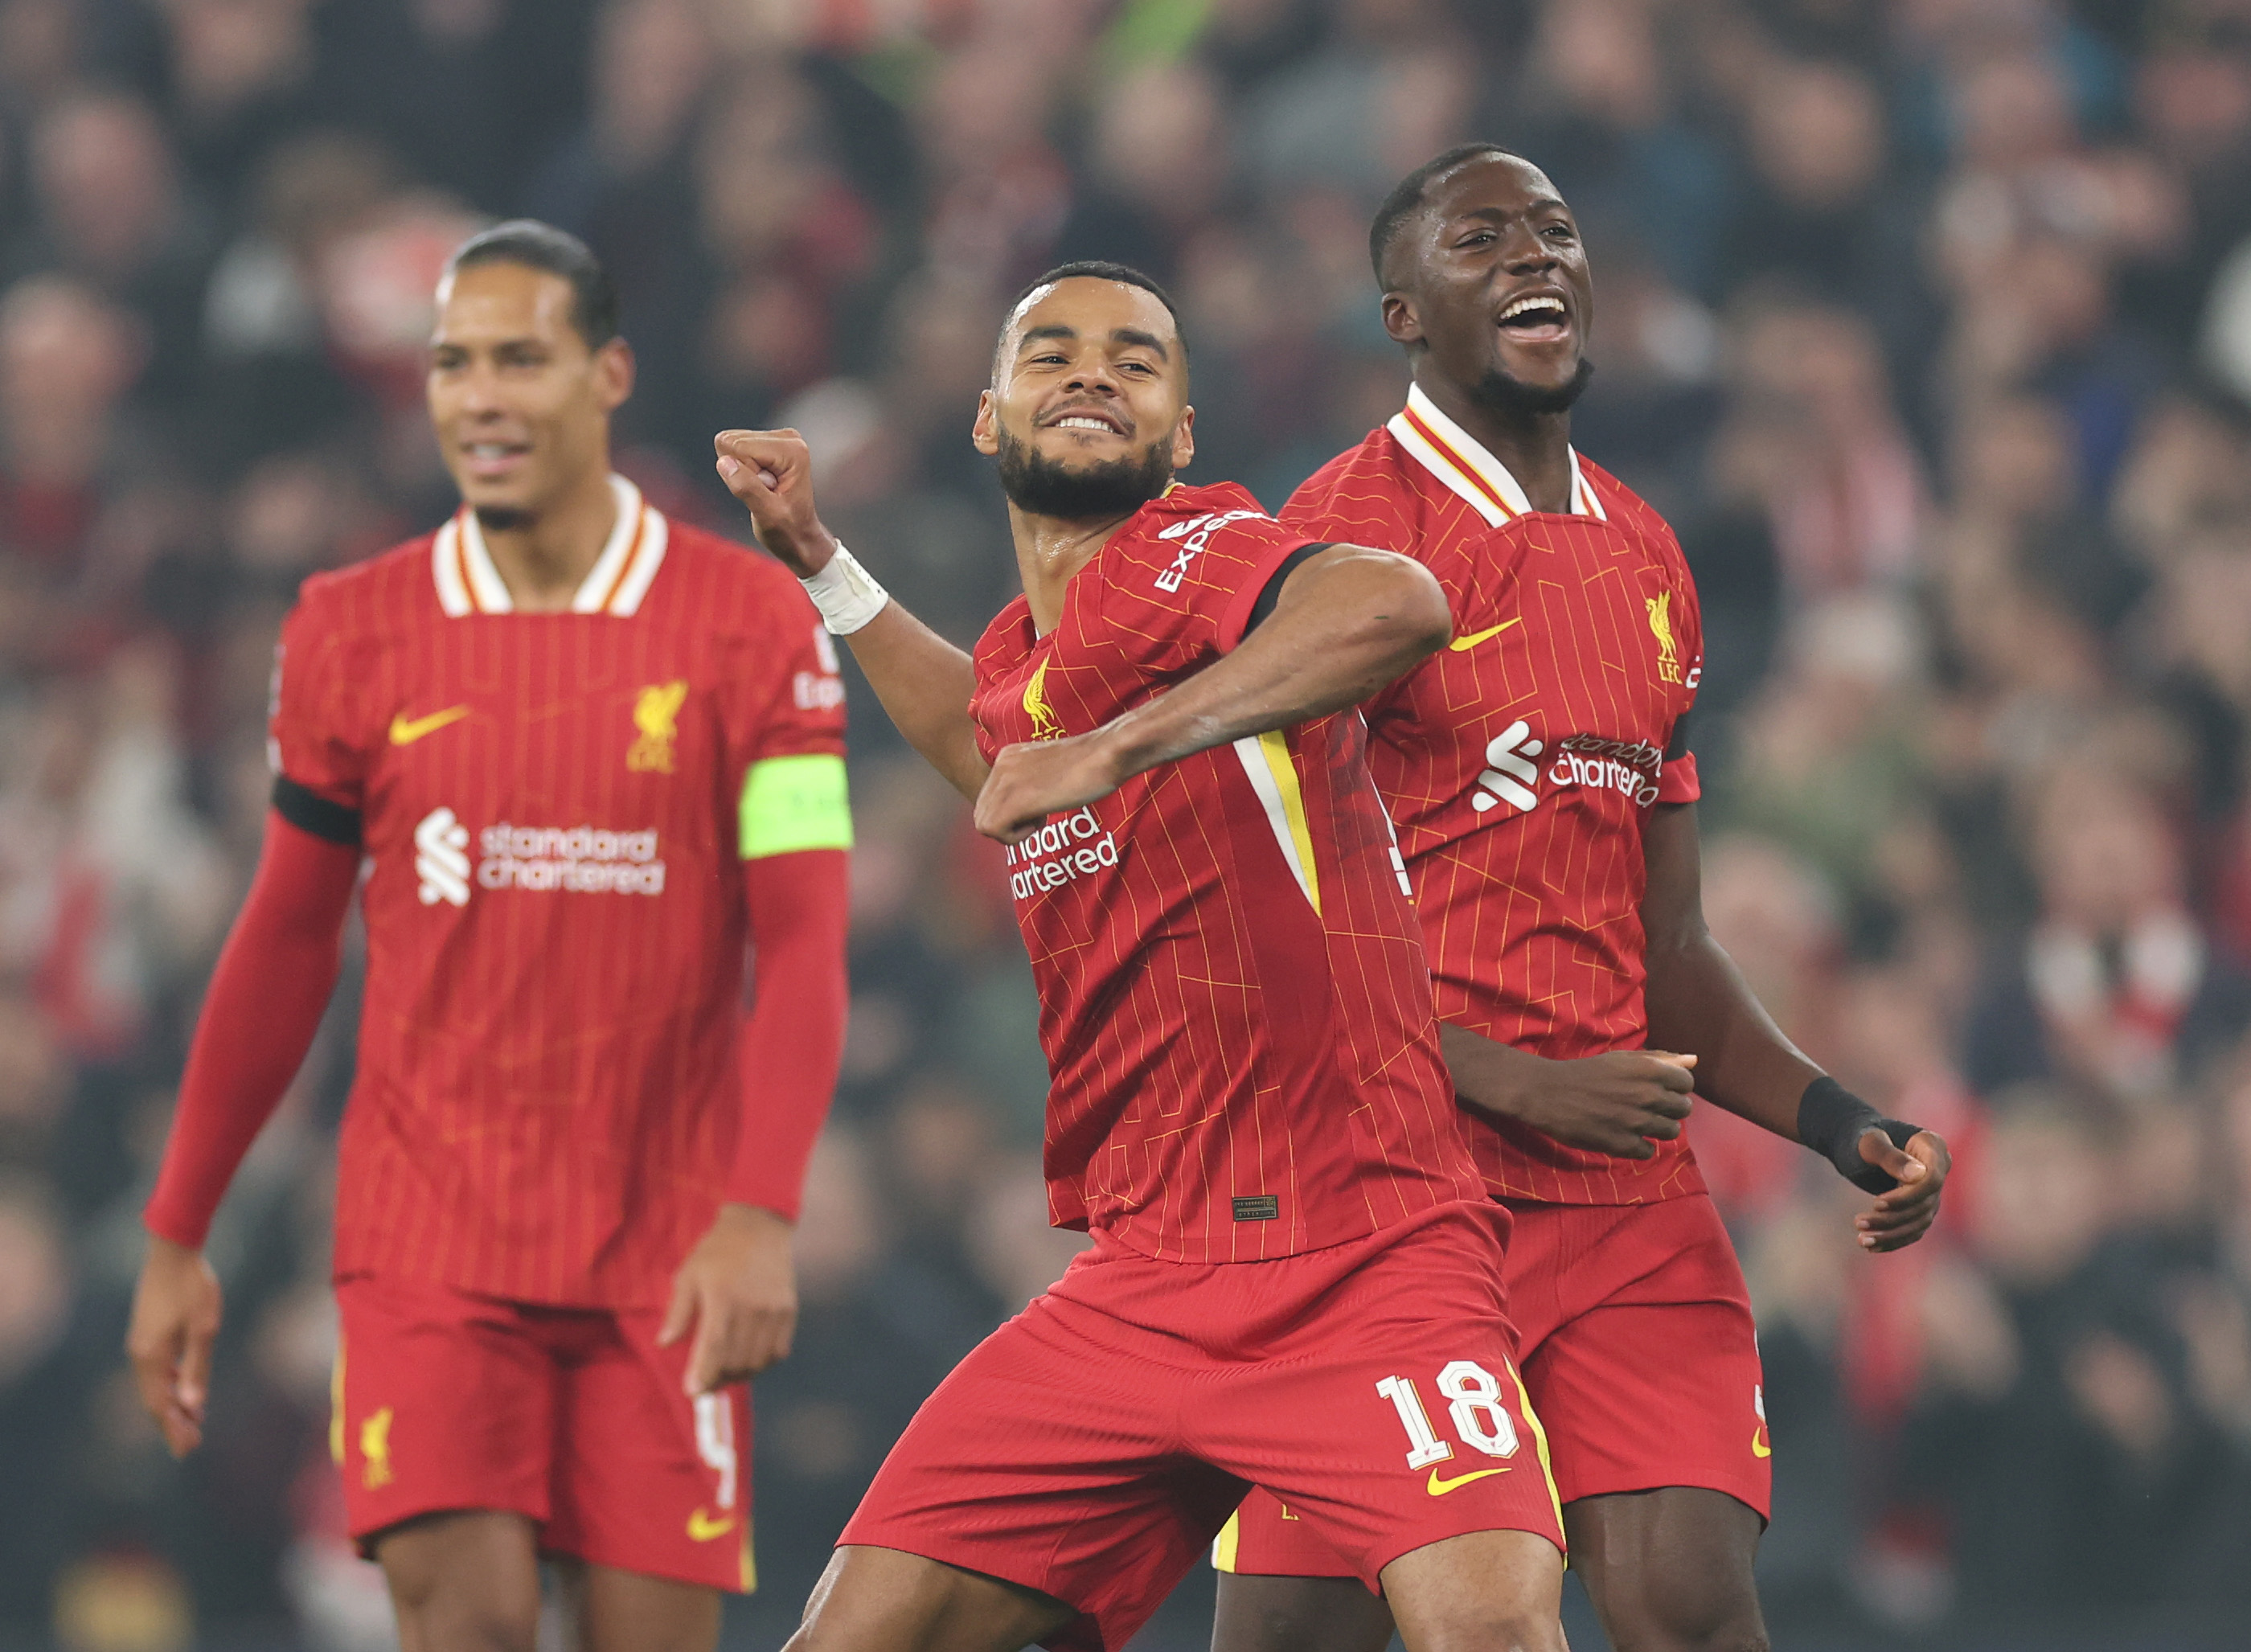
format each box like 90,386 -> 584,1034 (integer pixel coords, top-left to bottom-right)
1639,800 -> 1949,1250
971,540 -> 1449,842
131,806 -> 360,1452
715,428 -> 986,800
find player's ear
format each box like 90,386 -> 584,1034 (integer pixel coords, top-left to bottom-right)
1170,404 -> 1195,472
970,388 -> 999,457
592,337 -> 635,412
1381,292 -> 1423,350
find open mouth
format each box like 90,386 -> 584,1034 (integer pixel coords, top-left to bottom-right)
1496,293 -> 1571,343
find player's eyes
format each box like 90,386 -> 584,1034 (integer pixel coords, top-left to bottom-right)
1458,232 -> 1495,248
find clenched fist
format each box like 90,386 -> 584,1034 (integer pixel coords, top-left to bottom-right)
714,428 -> 836,576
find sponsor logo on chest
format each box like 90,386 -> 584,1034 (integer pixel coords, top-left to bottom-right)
1469,723 -> 1665,816
1003,806 -> 1121,901
413,806 -> 667,906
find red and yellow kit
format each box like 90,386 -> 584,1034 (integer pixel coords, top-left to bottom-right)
1294,384 -> 1708,1207
970,481 -> 1482,1261
1220,388 -> 1765,1580
840,483 -> 1562,1651
239,478 -> 848,1585
270,478 -> 845,1307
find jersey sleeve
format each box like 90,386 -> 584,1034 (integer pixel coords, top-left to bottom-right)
1656,545 -> 1705,806
1093,505 -> 1316,674
269,589 -> 373,813
725,598 -> 852,861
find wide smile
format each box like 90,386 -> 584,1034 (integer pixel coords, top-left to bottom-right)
1042,406 -> 1131,440
457,439 -> 533,482
1494,289 -> 1572,347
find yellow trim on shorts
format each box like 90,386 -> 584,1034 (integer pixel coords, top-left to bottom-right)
1506,1359 -> 1564,1538
1212,1510 -> 1243,1572
330,1338 -> 345,1466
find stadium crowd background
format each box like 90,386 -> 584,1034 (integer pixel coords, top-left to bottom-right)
2,0 -> 2250,1646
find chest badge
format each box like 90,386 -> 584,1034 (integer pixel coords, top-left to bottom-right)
1023,658 -> 1066,741
1646,592 -> 1681,684
629,680 -> 687,773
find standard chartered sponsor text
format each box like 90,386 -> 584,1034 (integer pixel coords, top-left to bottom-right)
1548,736 -> 1662,807
1003,806 -> 1120,900
477,822 -> 666,894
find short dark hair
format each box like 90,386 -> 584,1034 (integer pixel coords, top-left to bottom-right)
1368,144 -> 1517,289
1006,260 -> 1187,365
445,219 -> 620,347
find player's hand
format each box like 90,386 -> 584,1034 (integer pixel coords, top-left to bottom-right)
974,730 -> 1128,844
714,428 -> 838,576
661,1203 -> 797,1394
1854,1128 -> 1949,1252
126,1235 -> 223,1457
1442,1027 -> 1696,1159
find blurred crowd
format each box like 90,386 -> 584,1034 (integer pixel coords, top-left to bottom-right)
2,0 -> 2251,1647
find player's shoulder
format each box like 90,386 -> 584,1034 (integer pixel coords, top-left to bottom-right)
973,594 -> 1036,678
1580,457 -> 1680,551
658,515 -> 794,588
1282,428 -> 1425,547
1110,480 -> 1289,565
652,515 -> 820,626
287,529 -> 445,639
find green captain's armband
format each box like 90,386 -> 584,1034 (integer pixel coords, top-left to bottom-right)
739,752 -> 854,859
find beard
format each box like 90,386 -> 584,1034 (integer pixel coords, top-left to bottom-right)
1466,356 -> 1595,418
994,424 -> 1174,519
473,505 -> 536,533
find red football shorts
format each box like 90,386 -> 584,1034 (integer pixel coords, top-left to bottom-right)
840,1201 -> 1564,1652
1220,1192 -> 1768,1577
332,1274 -> 754,1592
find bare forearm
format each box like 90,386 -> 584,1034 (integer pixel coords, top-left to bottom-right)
1103,546 -> 1448,779
712,429 -> 988,800
840,604 -> 989,801
1642,929 -> 1820,1138
1440,1023 -> 1558,1117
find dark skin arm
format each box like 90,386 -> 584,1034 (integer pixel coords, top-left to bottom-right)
1450,801 -> 1950,1252
973,543 -> 1450,843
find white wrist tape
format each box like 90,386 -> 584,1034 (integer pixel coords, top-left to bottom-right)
800,542 -> 889,635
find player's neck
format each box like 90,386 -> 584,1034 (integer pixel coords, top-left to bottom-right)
477,466 -> 620,613
1009,503 -> 1137,636
1416,373 -> 1576,515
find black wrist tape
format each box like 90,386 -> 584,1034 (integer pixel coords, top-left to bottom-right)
1798,1076 -> 1918,1194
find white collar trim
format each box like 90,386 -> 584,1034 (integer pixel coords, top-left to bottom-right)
433,475 -> 667,617
1386,382 -> 1605,526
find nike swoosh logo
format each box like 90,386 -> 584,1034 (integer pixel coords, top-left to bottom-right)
389,706 -> 470,745
1753,1429 -> 1772,1460
687,1509 -> 737,1542
1447,619 -> 1522,652
1426,1465 -> 1511,1496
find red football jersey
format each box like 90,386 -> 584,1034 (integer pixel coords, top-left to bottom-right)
1285,386 -> 1707,1205
969,482 -> 1485,1263
273,478 -> 847,1306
